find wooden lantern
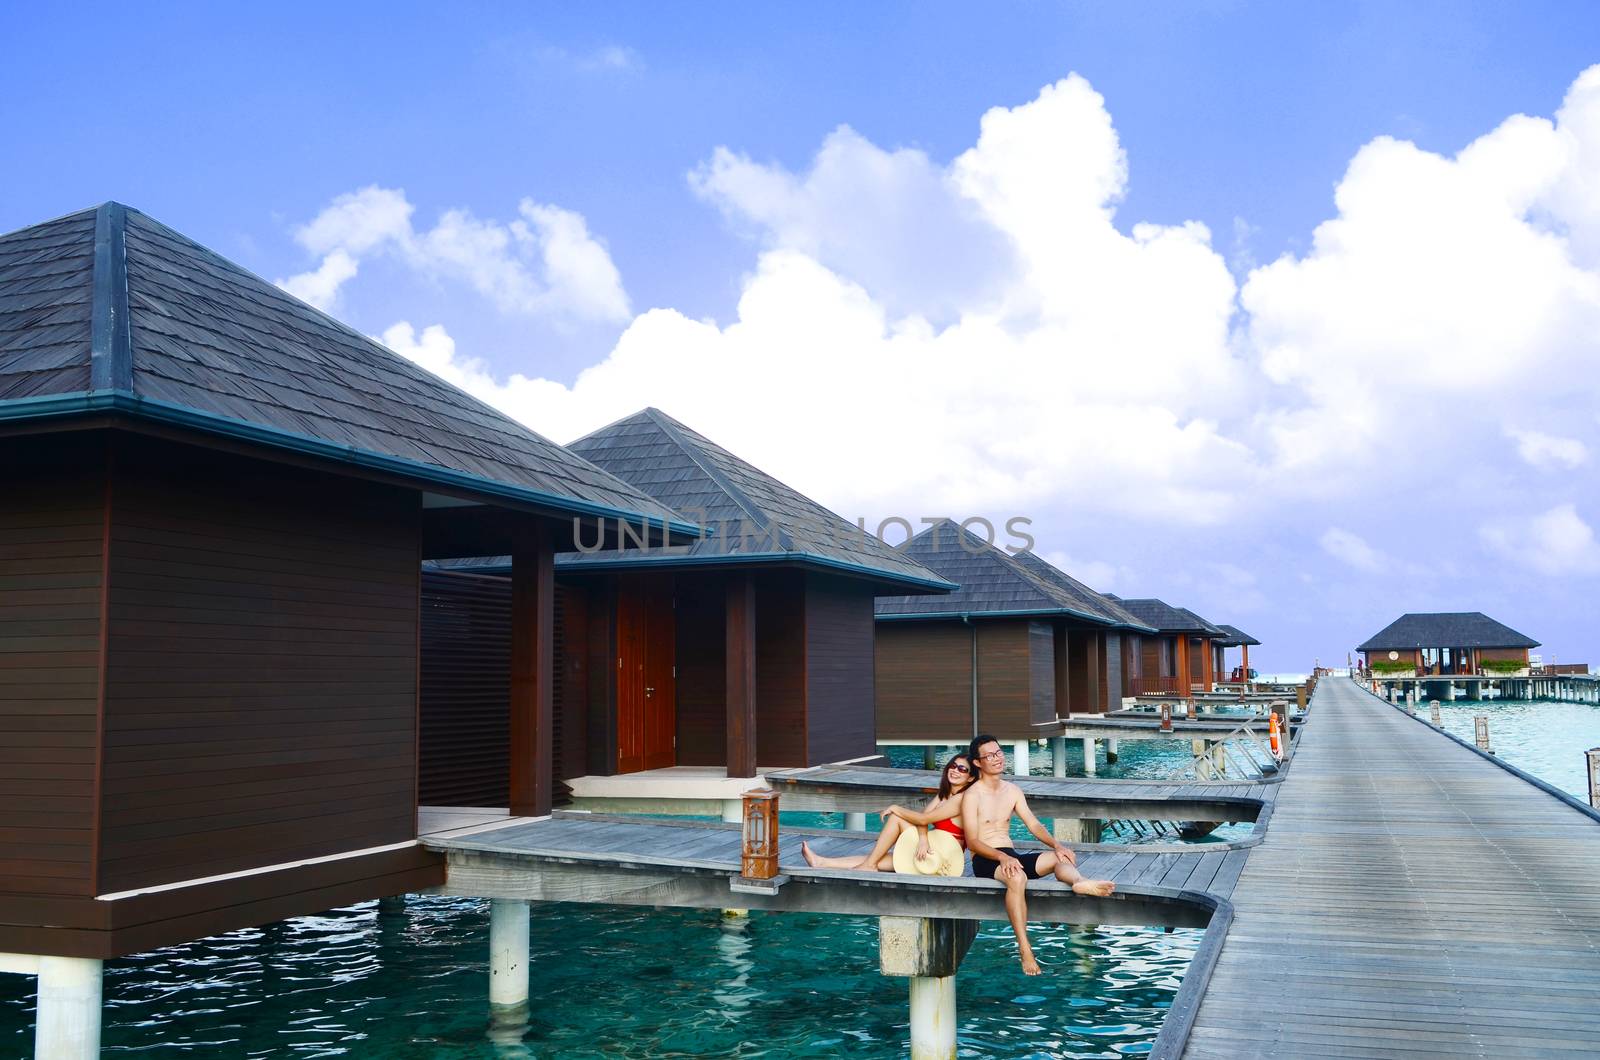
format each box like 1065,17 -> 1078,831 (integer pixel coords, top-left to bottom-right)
1587,748 -> 1600,811
741,789 -> 780,880
1159,702 -> 1173,732
1185,697 -> 1198,721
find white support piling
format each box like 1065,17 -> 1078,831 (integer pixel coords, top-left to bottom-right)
1080,738 -> 1096,777
844,812 -> 867,832
1446,683 -> 1457,702
34,956 -> 102,1060
1105,738 -> 1119,763
1474,715 -> 1491,754
721,800 -> 743,824
1050,737 -> 1067,778
908,975 -> 957,1060
488,899 -> 530,1016
1429,700 -> 1441,726
1011,740 -> 1030,777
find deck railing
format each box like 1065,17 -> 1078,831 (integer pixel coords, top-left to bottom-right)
1128,675 -> 1186,696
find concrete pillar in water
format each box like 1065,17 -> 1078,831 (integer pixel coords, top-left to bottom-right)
880,916 -> 976,1060
909,976 -> 956,1060
845,812 -> 867,832
1446,683 -> 1457,702
377,894 -> 406,915
1011,740 -> 1030,777
722,800 -> 743,824
1050,737 -> 1067,778
1106,738 -> 1119,764
923,745 -> 937,770
34,956 -> 102,1060
1080,738 -> 1096,777
488,899 -> 530,1017
1052,817 -> 1104,844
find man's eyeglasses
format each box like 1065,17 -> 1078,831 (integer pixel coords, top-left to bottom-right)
977,749 -> 1005,761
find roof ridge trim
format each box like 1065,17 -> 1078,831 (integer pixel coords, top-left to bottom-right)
89,202 -> 132,393
0,391 -> 701,535
644,408 -> 795,551
555,547 -> 956,592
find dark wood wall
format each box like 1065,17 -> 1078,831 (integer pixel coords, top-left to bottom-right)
1103,632 -> 1122,711
97,437 -> 420,894
420,570 -> 510,807
804,576 -> 876,764
755,572 -> 806,767
1067,628 -> 1103,715
875,618 -> 1057,740
0,434 -> 105,899
673,574 -> 725,766
875,621 -> 973,741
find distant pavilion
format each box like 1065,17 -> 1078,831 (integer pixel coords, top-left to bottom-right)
1358,612 -> 1539,676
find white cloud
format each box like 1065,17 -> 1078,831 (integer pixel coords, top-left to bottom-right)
403,75 -> 1254,523
1481,503 -> 1600,575
1507,427 -> 1589,469
1320,528 -> 1384,572
278,186 -> 629,324
1042,550 -> 1123,591
278,248 -> 356,311
1242,65 -> 1600,480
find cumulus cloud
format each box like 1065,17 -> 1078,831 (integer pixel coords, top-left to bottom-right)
1042,550 -> 1123,591
1320,528 -> 1385,572
278,187 -> 630,324
1243,65 -> 1600,480
1481,503 -> 1600,575
388,75 -> 1252,523
1507,427 -> 1589,469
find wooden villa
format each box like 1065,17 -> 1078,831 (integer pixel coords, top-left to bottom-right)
419,408 -> 953,812
873,522 -> 1157,758
1358,612 -> 1539,677
1215,623 -> 1261,682
0,204 -> 697,1031
1103,597 -> 1231,695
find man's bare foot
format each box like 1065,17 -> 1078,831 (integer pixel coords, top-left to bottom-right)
1019,947 -> 1041,975
1072,879 -> 1115,897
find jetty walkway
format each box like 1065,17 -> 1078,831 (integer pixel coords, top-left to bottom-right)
1182,677 -> 1600,1058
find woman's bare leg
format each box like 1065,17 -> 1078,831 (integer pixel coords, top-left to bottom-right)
800,817 -> 909,870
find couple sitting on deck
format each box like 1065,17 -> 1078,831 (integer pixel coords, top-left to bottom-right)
800,735 -> 1116,975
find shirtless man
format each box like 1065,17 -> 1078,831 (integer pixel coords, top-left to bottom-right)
959,734 -> 1116,975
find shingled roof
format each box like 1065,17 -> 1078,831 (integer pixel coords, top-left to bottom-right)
1358,613 -> 1539,652
0,203 -> 694,536
1215,624 -> 1260,647
874,521 -> 1146,625
1007,550 -> 1156,632
540,408 -> 949,592
1107,597 -> 1227,636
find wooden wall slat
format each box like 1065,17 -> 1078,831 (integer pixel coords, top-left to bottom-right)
0,434 -> 104,899
97,437 -> 420,894
803,575 -> 875,766
875,621 -> 973,741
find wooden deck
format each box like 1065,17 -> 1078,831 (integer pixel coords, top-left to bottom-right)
766,763 -> 1277,824
1181,677 -> 1600,1058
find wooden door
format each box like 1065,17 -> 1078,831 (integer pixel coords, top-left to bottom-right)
642,581 -> 677,770
616,579 -> 677,774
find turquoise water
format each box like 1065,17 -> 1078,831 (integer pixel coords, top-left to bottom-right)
0,898 -> 1199,1058
1427,697 -> 1600,801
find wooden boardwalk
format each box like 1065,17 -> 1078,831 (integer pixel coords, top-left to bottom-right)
1181,677 -> 1600,1058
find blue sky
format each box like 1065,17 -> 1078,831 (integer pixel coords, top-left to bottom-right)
5,2 -> 1599,670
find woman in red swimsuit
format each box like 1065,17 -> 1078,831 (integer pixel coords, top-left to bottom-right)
800,754 -> 971,872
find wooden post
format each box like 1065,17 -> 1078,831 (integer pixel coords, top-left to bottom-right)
1176,636 -> 1191,695
510,523 -> 554,817
1430,700 -> 1441,725
726,573 -> 757,778
1200,637 -> 1214,693
1474,715 -> 1491,753
1586,748 -> 1600,810
1242,642 -> 1251,690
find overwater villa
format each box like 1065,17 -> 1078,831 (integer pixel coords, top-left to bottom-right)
1103,597 -> 1232,695
1215,623 -> 1261,682
1358,611 -> 1539,677
873,522 -> 1157,766
0,204 -> 700,1052
420,407 -> 953,815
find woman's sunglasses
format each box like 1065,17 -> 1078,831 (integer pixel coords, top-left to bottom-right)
948,763 -> 971,774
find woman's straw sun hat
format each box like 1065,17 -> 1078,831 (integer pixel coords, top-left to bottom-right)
891,828 -> 965,877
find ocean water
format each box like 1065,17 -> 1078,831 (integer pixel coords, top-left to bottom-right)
0,898 -> 1200,1058
1426,697 -> 1600,801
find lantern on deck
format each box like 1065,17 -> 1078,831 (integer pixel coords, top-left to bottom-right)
1159,702 -> 1173,732
1185,697 -> 1198,721
741,789 -> 780,880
